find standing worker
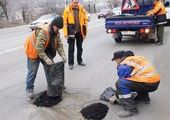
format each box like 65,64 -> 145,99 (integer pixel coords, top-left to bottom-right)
111,50 -> 160,118
24,16 -> 67,98
147,0 -> 167,45
63,0 -> 88,70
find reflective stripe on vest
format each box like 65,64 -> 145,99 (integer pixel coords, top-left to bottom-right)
135,63 -> 152,76
143,71 -> 157,78
123,60 -> 143,76
157,21 -> 167,25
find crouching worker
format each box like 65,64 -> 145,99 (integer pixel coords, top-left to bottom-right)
111,50 -> 160,118
24,16 -> 66,99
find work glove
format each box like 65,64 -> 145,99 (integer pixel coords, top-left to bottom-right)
109,96 -> 121,105
146,10 -> 153,16
65,36 -> 68,40
83,36 -> 86,40
65,36 -> 69,43
109,95 -> 117,104
45,58 -> 54,65
62,56 -> 67,64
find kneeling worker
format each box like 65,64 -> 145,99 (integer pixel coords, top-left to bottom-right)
112,50 -> 160,118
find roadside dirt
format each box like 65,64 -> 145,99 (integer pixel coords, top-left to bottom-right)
0,20 -> 23,29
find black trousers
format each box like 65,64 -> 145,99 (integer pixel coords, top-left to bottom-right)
67,32 -> 83,65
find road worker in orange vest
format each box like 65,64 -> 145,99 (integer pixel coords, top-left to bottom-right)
24,16 -> 66,98
111,50 -> 160,118
147,0 -> 167,45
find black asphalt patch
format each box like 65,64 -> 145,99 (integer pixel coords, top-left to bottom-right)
32,91 -> 62,107
80,102 -> 109,120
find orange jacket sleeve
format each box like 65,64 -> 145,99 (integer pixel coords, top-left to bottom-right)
63,7 -> 69,38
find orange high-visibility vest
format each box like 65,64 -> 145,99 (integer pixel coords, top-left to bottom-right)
24,24 -> 50,60
120,56 -> 160,83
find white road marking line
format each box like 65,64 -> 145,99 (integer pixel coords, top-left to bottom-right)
0,46 -> 23,55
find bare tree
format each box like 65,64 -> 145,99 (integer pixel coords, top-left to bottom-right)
16,1 -> 36,23
20,1 -> 29,23
106,0 -> 114,9
0,0 -> 8,20
56,0 -> 65,15
38,0 -> 57,14
0,7 -> 3,18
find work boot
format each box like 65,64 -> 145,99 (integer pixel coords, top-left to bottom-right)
26,91 -> 35,99
138,93 -> 150,104
157,42 -> 163,45
63,86 -> 66,89
69,65 -> 73,70
118,97 -> 137,118
78,61 -> 86,66
118,109 -> 138,118
141,94 -> 150,104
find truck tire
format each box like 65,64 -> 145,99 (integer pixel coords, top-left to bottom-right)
115,37 -> 122,43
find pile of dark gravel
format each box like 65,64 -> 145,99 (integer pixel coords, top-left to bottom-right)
32,91 -> 62,107
80,102 -> 109,120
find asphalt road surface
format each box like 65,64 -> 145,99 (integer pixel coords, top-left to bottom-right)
0,16 -> 170,120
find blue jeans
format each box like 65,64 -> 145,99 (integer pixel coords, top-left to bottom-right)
116,78 -> 131,95
26,58 -> 40,92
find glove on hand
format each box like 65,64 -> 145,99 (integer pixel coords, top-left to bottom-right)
45,59 -> 53,65
65,35 -> 70,40
83,36 -> 86,40
62,56 -> 67,63
146,11 -> 153,16
109,96 -> 117,104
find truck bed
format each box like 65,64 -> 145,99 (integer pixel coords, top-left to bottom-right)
105,14 -> 155,31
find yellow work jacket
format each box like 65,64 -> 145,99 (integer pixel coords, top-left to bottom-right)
63,4 -> 88,38
24,25 -> 50,60
147,1 -> 166,16
120,56 -> 160,83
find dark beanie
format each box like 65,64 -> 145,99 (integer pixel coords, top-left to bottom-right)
51,16 -> 63,29
124,50 -> 134,57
